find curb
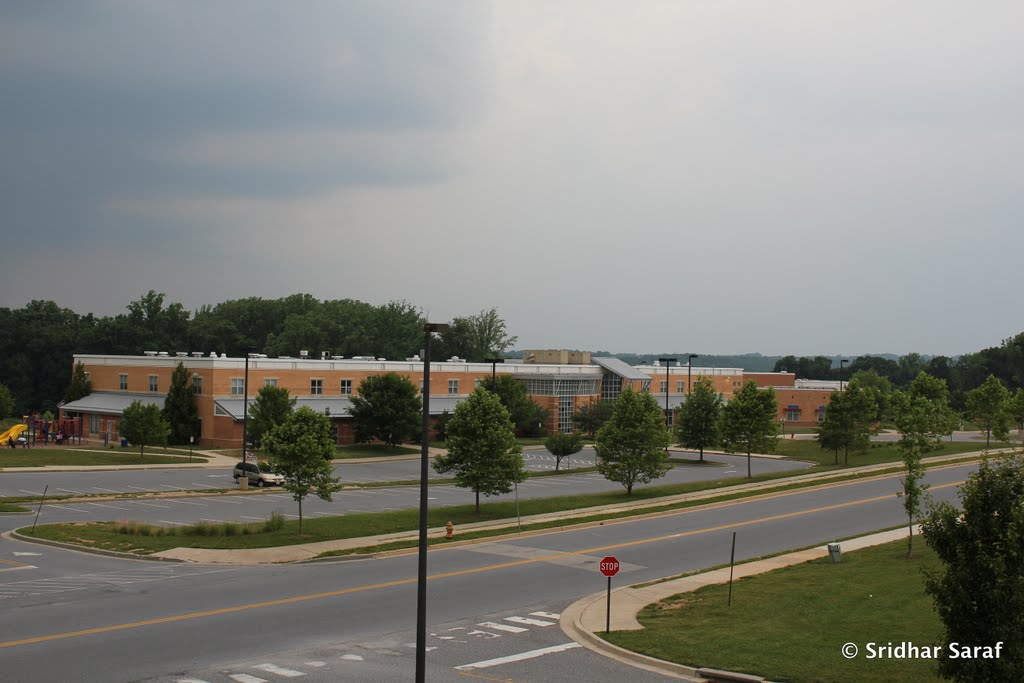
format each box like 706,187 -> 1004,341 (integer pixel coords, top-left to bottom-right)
5,529 -> 184,563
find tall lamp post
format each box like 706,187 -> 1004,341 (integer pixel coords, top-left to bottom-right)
657,357 -> 677,429
484,357 -> 504,389
686,354 -> 698,398
417,322 -> 449,683
240,352 -> 264,480
840,359 -> 849,391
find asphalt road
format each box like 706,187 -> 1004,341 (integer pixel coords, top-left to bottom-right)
0,461 -> 976,682
0,453 -> 809,529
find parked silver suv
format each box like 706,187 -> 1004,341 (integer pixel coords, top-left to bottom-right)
232,461 -> 285,487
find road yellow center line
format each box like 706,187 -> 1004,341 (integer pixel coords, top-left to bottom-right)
0,479 -> 962,649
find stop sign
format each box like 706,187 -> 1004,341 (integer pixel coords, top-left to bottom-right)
599,556 -> 620,577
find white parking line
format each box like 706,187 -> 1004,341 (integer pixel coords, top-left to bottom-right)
134,501 -> 171,509
530,611 -> 561,619
477,621 -> 528,633
87,502 -> 132,511
158,520 -> 189,526
166,499 -> 205,506
228,675 -> 267,683
504,616 -> 555,627
91,487 -> 124,493
18,489 -> 44,496
252,663 -> 305,677
203,497 -> 243,504
455,642 -> 582,670
126,485 -> 156,492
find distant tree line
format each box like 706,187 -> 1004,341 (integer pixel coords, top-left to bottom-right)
0,291 -> 516,415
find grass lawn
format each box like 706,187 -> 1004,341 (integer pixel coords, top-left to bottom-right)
771,439 -> 987,468
0,447 -> 210,467
606,539 -> 944,683
333,444 -> 419,459
0,503 -> 30,512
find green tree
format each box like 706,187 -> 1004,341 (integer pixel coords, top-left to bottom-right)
890,372 -> 958,555
247,384 -> 296,450
847,369 -> 893,423
922,456 -> 1024,682
481,375 -> 549,437
0,382 -> 14,420
162,362 -> 199,446
1009,389 -> 1024,435
675,377 -> 722,462
119,400 -> 171,462
965,374 -> 1011,447
63,361 -> 92,404
266,407 -> 340,534
436,308 -> 517,361
816,385 -> 877,465
594,386 -> 671,495
721,381 -> 779,478
432,388 -> 526,513
544,431 -> 584,471
349,373 -> 422,446
573,399 -> 614,437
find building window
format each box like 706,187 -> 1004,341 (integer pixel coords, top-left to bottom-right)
558,395 -> 574,433
601,372 -> 623,401
817,410 -> 826,423
660,380 -> 668,394
340,379 -> 352,395
119,374 -> 128,391
311,379 -> 323,395
785,408 -> 800,422
90,415 -> 99,433
474,379 -> 482,389
420,379 -> 425,394
265,378 -> 277,388
676,381 -> 685,393
665,409 -> 673,427
231,378 -> 245,396
192,375 -> 202,395
448,379 -> 459,395
149,375 -> 158,392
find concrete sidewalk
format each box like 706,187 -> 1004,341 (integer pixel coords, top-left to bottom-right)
559,527 -> 917,682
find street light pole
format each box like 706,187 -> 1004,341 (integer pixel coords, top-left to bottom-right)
484,357 -> 504,390
657,357 -> 677,429
840,359 -> 849,391
417,322 -> 449,683
687,354 -> 698,399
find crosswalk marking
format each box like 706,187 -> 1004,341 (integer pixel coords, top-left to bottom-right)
477,621 -> 528,633
253,663 -> 305,677
530,611 -> 561,619
504,616 -> 555,627
229,675 -> 267,683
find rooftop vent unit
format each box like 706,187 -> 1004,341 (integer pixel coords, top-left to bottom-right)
321,351 -> 329,360
209,351 -> 218,358
221,353 -> 228,358
377,357 -> 386,361
331,355 -> 345,360
279,355 -> 292,359
144,350 -> 158,356
447,356 -> 466,362
191,352 -> 203,357
299,350 -> 309,358
351,356 -> 376,361
407,355 -> 421,361
176,351 -> 188,357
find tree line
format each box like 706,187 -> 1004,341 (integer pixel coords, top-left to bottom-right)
0,291 -> 516,417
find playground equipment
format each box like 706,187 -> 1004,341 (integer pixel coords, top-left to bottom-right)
13,413 -> 84,447
0,423 -> 28,447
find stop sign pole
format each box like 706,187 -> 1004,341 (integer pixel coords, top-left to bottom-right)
599,556 -> 620,633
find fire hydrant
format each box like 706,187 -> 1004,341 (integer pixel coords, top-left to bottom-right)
445,521 -> 454,539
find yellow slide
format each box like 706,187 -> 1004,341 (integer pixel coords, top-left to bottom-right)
0,423 -> 27,446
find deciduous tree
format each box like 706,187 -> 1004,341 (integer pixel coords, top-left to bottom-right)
965,374 -> 1011,447
432,388 -> 526,513
922,456 -> 1024,682
119,400 -> 170,462
816,384 -> 877,465
544,431 -> 584,471
721,381 -> 779,478
266,406 -> 340,534
595,387 -> 670,495
349,373 -> 422,446
573,399 -> 614,437
247,384 -> 296,450
481,375 -> 548,437
63,361 -> 92,404
675,377 -> 722,462
0,382 -> 13,420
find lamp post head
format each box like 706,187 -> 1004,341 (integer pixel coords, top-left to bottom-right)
688,354 -> 698,362
424,322 -> 450,334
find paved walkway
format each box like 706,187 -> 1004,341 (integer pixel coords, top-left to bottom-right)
559,526 -> 919,682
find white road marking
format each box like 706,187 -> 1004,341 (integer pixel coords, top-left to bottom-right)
57,488 -> 84,494
252,663 -> 305,677
191,483 -> 218,489
91,487 -> 123,493
455,642 -> 582,670
158,520 -> 189,526
240,516 -> 265,521
126,485 -> 156,491
339,654 -> 364,661
134,501 -> 170,509
228,675 -> 267,683
304,661 -> 325,667
18,489 -> 44,496
477,621 -> 527,633
177,679 -> 213,683
166,499 -> 205,506
87,502 -> 132,511
13,552 -> 41,556
530,611 -> 561,619
504,616 -> 555,627
207,497 -> 243,504
54,506 -> 89,513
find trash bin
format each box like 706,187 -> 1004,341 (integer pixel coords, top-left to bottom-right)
120,438 -> 128,447
828,543 -> 842,563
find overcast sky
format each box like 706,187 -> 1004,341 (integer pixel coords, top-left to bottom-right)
2,2 -> 1022,357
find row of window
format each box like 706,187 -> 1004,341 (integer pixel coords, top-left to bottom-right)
227,378 -> 464,397
120,373 -> 204,395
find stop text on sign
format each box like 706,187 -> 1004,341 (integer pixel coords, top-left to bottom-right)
599,556 -> 620,577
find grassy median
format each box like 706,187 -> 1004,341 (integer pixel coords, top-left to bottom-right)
605,539 -> 943,682
0,447 -> 210,467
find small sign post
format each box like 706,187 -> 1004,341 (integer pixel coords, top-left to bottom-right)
599,556 -> 620,633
